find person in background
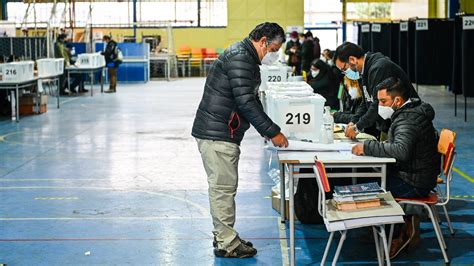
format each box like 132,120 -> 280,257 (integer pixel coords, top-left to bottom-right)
322,49 -> 334,66
307,59 -> 339,110
192,22 -> 289,259
55,34 -> 82,95
299,33 -> 314,75
333,76 -> 363,124
352,77 -> 440,259
102,35 -> 120,93
334,42 -> 419,139
285,31 -> 301,75
306,31 -> 321,63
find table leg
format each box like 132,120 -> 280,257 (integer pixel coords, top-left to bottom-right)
67,71 -> 71,96
166,59 -> 170,81
10,90 -> 15,121
289,164 -> 295,266
381,164 -> 387,189
57,78 -> 60,109
188,60 -> 191,77
101,68 -> 104,93
15,86 -> 19,122
90,71 -> 94,97
280,162 -> 286,223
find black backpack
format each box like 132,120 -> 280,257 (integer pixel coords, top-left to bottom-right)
294,169 -> 324,224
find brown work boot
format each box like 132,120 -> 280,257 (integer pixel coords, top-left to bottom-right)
389,217 -> 414,259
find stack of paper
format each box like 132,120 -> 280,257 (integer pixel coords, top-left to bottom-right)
325,192 -> 405,231
332,182 -> 385,211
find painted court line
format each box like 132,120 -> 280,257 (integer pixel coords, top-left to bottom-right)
453,167 -> 474,183
0,216 -> 279,221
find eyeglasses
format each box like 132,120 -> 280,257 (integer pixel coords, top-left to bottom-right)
339,63 -> 348,74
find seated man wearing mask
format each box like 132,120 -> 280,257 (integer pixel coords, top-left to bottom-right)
352,77 -> 440,259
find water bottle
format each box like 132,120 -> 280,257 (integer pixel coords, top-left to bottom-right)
71,47 -> 76,56
323,106 -> 334,144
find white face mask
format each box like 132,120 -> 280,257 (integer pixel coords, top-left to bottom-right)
262,51 -> 279,65
348,87 -> 359,99
311,70 -> 319,78
378,101 -> 396,120
327,59 -> 334,66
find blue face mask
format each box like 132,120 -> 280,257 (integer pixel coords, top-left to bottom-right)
344,68 -> 360,80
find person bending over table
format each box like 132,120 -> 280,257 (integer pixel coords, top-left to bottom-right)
351,77 -> 440,259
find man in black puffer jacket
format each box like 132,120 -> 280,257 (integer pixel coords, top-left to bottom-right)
192,22 -> 288,258
352,77 -> 440,259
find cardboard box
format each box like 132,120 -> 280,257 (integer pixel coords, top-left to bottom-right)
271,191 -> 297,221
19,104 -> 47,115
19,95 -> 48,115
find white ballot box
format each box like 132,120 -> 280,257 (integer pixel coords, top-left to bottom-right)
76,53 -> 106,68
0,61 -> 34,82
266,85 -> 326,142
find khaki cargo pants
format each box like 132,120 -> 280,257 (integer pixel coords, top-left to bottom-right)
196,138 -> 241,252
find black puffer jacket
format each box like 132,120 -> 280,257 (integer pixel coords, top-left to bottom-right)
363,98 -> 440,190
192,38 -> 281,145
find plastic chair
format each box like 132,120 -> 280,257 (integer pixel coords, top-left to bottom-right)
203,48 -> 218,76
313,160 -> 402,266
436,129 -> 457,235
388,191 -> 449,263
189,48 -> 203,76
176,45 -> 191,77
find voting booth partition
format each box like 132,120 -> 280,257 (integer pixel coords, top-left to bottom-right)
452,15 -> 464,96
407,20 -> 416,83
359,24 -> 371,53
370,23 -> 392,60
390,22 -> 400,64
398,21 -> 409,74
414,19 -> 454,86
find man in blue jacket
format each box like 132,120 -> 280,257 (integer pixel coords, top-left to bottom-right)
192,22 -> 289,258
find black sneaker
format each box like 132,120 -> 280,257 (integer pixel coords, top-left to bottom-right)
214,242 -> 257,258
213,237 -> 253,248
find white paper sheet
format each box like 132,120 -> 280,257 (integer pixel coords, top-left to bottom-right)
269,140 -> 355,151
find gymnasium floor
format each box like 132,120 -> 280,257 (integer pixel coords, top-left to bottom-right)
0,78 -> 473,265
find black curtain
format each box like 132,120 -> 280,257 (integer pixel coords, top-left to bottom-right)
462,20 -> 474,97
360,24 -> 372,52
415,19 -> 454,85
398,23 -> 408,74
390,23 -> 400,64
452,16 -> 464,95
407,20 -> 416,83
371,23 -> 391,57
357,23 -> 362,47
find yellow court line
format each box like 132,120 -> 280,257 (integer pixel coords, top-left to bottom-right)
453,167 -> 474,183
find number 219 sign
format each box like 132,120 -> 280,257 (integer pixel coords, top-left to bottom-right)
281,104 -> 314,132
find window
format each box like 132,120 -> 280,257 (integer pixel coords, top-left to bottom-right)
7,0 -> 227,28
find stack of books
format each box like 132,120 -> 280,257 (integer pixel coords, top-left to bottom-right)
332,182 -> 386,211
